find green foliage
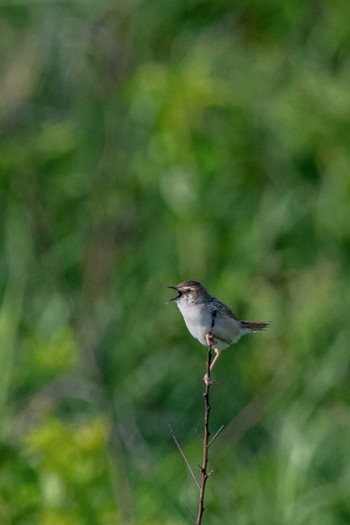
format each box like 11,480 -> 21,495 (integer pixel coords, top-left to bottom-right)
1,0 -> 350,523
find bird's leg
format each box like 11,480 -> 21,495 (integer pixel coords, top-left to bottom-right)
210,349 -> 221,373
204,332 -> 214,385
205,332 -> 215,347
203,342 -> 221,385
204,309 -> 218,385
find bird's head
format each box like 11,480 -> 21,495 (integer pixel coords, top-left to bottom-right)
167,280 -> 208,304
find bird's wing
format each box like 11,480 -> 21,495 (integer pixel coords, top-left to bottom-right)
210,297 -> 237,320
208,297 -> 240,346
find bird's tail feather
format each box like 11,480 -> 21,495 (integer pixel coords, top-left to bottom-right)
240,321 -> 269,334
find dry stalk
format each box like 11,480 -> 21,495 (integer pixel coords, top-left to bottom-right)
196,305 -> 218,525
171,310 -> 221,524
195,343 -> 213,525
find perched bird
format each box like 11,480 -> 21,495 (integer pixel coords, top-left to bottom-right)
168,280 -> 269,384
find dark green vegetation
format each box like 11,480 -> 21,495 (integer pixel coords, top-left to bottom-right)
1,1 -> 350,523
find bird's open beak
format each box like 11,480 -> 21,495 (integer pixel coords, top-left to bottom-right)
167,286 -> 181,302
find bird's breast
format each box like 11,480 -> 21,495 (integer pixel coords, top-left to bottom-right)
177,301 -> 212,345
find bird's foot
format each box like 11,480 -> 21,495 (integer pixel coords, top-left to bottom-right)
204,374 -> 216,386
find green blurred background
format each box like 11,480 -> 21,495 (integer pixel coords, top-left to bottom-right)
1,1 -> 350,523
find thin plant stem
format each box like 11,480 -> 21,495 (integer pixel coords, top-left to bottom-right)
169,425 -> 200,489
196,343 -> 213,525
195,307 -> 218,525
208,425 -> 224,448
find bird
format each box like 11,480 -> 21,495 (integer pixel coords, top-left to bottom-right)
168,280 -> 269,385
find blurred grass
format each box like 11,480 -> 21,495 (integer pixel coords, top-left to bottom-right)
1,1 -> 350,523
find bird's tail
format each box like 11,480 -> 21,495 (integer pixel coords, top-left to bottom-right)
240,321 -> 269,334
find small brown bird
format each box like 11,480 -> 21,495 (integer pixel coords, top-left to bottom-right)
169,280 -> 269,384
